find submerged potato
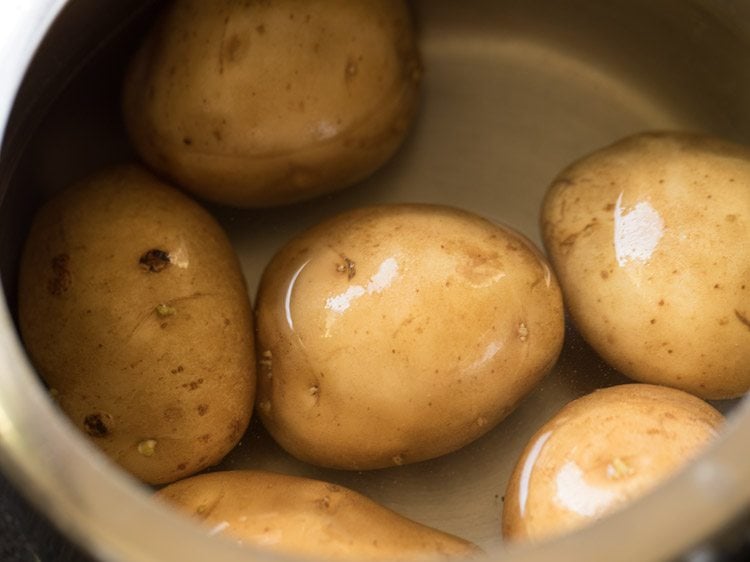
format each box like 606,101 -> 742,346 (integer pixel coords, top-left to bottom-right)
541,132 -> 750,399
123,0 -> 421,207
157,470 -> 480,560
18,166 -> 255,485
502,384 -> 723,542
255,204 -> 564,470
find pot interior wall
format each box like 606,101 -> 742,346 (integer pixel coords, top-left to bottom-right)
0,0 -> 748,553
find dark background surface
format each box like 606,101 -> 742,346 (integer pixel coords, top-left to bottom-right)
0,471 -> 92,562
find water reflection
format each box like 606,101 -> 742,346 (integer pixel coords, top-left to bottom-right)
613,192 -> 664,267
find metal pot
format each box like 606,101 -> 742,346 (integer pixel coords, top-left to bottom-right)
1,1 -> 749,560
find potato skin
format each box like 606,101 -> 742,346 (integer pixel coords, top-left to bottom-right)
156,470 -> 480,560
123,0 -> 421,207
18,166 -> 255,485
541,132 -> 750,399
502,384 -> 723,542
255,204 -> 564,470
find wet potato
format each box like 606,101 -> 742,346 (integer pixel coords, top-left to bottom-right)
123,0 -> 422,207
157,470 -> 481,560
502,384 -> 724,543
542,132 -> 750,399
255,204 -> 565,470
17,166 -> 256,485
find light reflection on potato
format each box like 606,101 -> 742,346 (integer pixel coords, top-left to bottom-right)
502,383 -> 723,542
255,204 -> 564,470
541,132 -> 750,399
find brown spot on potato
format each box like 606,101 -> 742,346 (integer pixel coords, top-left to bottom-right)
255,24 -> 266,34
83,413 -> 112,438
48,253 -> 71,296
199,434 -> 211,443
139,249 -> 170,272
336,257 -> 356,279
170,365 -> 184,374
447,241 -> 503,284
182,379 -> 203,391
163,407 -> 184,421
726,214 -> 737,222
228,419 -> 242,441
600,270 -> 609,280
197,404 -> 209,416
177,462 -> 187,471
560,233 -> 578,252
735,310 -> 750,331
225,34 -> 244,62
182,137 -> 192,146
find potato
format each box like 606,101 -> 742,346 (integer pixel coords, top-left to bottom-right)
17,165 -> 255,485
156,470 -> 481,560
122,0 -> 421,208
541,132 -> 750,399
502,384 -> 723,542
255,204 -> 564,470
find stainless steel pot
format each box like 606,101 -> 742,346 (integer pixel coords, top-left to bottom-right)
1,1 -> 749,561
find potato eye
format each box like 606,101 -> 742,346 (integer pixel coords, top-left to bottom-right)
139,249 -> 171,272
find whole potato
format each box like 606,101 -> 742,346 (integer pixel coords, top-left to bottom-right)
18,165 -> 255,485
502,384 -> 723,542
255,204 -> 564,470
157,470 -> 481,560
541,132 -> 750,399
123,0 -> 421,207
